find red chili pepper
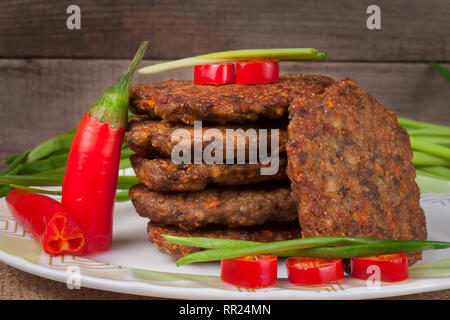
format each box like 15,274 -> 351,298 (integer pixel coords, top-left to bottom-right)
6,190 -> 86,256
235,60 -> 279,85
62,42 -> 148,254
221,255 -> 277,288
286,257 -> 344,285
194,63 -> 235,85
351,253 -> 409,282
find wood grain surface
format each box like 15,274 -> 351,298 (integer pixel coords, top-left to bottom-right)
0,0 -> 448,61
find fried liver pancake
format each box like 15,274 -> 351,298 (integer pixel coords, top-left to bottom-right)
129,183 -> 297,230
286,78 -> 427,265
127,116 -> 288,159
130,155 -> 288,191
129,74 -> 335,124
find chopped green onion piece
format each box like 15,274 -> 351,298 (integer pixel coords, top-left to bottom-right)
283,242 -> 450,259
0,174 -> 138,189
430,62 -> 450,82
174,237 -> 384,266
167,235 -> 450,266
162,235 -> 261,249
9,184 -> 130,202
27,130 -> 76,163
115,190 -> 130,202
1,151 -> 29,176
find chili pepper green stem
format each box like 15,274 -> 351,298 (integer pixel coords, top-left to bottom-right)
88,41 -> 148,128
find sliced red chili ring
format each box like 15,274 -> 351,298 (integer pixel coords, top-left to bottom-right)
287,257 -> 344,285
194,63 -> 235,85
221,255 -> 277,288
351,253 -> 409,282
235,60 -> 279,85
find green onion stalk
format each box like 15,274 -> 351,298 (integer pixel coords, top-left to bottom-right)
430,62 -> 450,82
138,48 -> 327,74
8,184 -> 129,202
162,235 -> 450,266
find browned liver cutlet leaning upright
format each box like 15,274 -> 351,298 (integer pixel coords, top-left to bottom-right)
127,74 -> 335,257
286,78 -> 427,265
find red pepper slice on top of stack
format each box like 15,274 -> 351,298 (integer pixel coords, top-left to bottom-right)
193,60 -> 279,85
194,63 -> 235,85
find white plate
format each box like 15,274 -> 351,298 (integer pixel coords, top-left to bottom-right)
1,176 -> 450,300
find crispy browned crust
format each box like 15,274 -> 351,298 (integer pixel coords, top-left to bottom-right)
129,183 -> 297,230
129,74 -> 335,124
127,116 -> 288,159
147,221 -> 301,258
130,155 -> 288,192
286,78 -> 427,265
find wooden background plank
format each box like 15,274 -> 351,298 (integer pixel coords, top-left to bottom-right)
0,0 -> 448,61
0,59 -> 448,158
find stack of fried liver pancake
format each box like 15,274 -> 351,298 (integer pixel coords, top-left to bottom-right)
128,74 -> 335,257
128,73 -> 427,265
